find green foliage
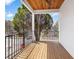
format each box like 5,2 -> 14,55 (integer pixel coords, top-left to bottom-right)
12,4 -> 31,34
41,14 -> 53,35
12,13 -> 20,32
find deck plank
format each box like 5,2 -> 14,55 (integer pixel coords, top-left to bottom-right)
14,41 -> 73,59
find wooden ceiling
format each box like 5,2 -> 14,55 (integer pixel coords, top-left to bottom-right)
27,0 -> 64,10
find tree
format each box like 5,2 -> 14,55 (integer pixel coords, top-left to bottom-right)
35,14 -> 53,41
12,4 -> 32,47
12,4 -> 53,43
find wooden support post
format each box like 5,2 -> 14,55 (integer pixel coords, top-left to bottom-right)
32,13 -> 35,41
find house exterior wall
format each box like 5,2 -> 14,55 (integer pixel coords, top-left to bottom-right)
59,0 -> 74,57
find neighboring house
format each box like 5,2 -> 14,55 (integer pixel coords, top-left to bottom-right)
5,20 -> 16,36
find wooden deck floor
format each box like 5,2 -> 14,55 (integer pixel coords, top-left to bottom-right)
15,41 -> 73,59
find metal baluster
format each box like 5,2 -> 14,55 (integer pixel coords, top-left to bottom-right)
10,36 -> 12,59
12,35 -> 14,57
20,37 -> 22,50
15,35 -> 16,54
10,36 -> 11,59
8,36 -> 10,59
19,38 -> 20,51
17,37 -> 19,53
16,35 -> 17,55
14,35 -> 15,56
18,36 -> 19,52
11,35 -> 13,59
5,37 -> 6,59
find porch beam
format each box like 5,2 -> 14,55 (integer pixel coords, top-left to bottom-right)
33,9 -> 59,14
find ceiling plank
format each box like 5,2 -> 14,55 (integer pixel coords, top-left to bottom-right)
27,0 -> 37,9
27,0 -> 64,10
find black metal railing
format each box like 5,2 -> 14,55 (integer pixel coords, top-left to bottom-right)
5,34 -> 24,59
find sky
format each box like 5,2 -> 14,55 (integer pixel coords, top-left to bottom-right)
49,12 -> 60,26
5,0 -> 22,20
5,0 -> 59,24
